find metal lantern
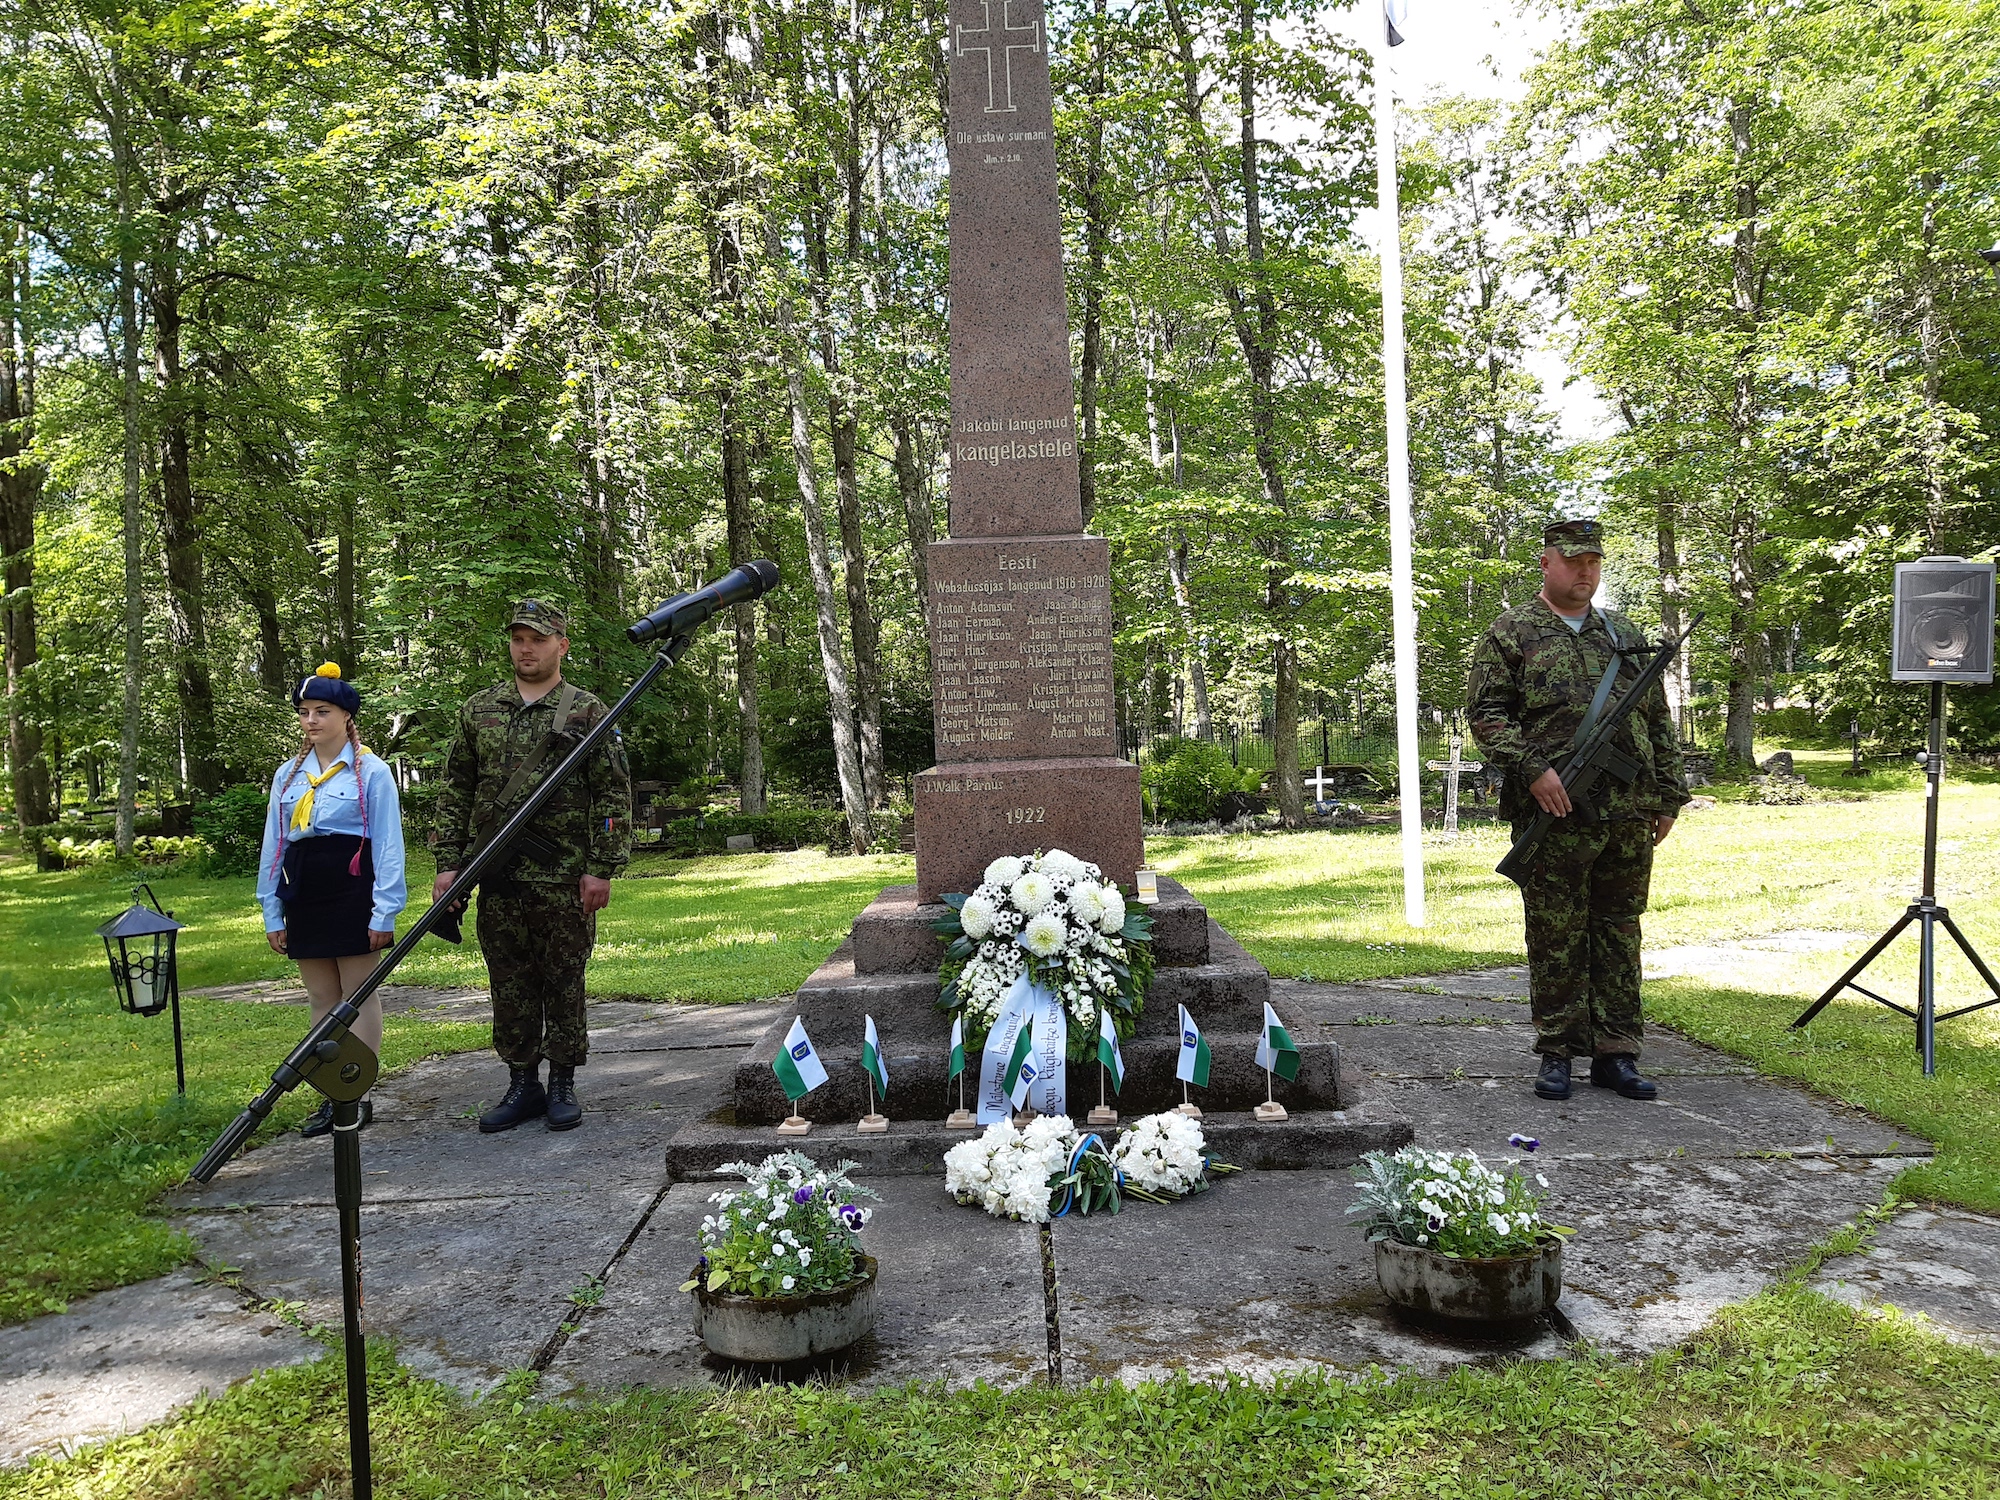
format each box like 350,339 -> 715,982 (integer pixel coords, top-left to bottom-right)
95,885 -> 188,1093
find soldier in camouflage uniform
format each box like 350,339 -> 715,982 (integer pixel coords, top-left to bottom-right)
433,600 -> 632,1132
1467,519 -> 1690,1103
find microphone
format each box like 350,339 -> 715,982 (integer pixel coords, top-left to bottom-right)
627,559 -> 781,644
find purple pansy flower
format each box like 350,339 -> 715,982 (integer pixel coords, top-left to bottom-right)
837,1203 -> 865,1231
792,1186 -> 815,1205
1508,1133 -> 1540,1152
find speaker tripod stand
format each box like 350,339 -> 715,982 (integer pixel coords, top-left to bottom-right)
1792,682 -> 2000,1075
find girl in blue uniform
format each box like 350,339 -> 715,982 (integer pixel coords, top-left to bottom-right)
255,664 -> 407,1136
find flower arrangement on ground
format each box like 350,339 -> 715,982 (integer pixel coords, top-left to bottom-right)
1346,1142 -> 1566,1258
932,849 -> 1154,1061
942,1116 -> 1122,1222
1111,1111 -> 1238,1202
682,1152 -> 878,1298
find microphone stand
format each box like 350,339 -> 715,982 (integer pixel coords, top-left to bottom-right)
187,631 -> 698,1500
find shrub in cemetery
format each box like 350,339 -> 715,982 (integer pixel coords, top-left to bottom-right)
1142,740 -> 1240,822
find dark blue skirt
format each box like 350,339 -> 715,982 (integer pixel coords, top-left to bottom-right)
280,835 -> 375,960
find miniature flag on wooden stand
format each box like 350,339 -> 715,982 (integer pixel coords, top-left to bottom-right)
945,1014 -> 975,1129
772,1016 -> 827,1135
859,1015 -> 890,1134
1005,1019 -> 1038,1116
1089,1007 -> 1123,1126
1175,1004 -> 1210,1117
1254,1001 -> 1300,1121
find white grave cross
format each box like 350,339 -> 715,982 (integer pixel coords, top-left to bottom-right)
1424,734 -> 1484,838
955,0 -> 1043,114
1305,764 -> 1337,804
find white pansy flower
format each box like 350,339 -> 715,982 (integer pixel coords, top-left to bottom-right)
961,893 -> 997,940
985,855 -> 1026,888
1010,870 -> 1054,914
1021,911 -> 1067,957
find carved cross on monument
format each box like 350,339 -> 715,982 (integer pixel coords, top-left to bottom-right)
954,0 -> 1042,114
1424,735 -> 1483,838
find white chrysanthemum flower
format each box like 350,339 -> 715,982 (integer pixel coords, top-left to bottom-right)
961,893 -> 996,940
1037,849 -> 1086,884
1010,870 -> 1054,914
1066,881 -> 1106,926
985,856 -> 1026,888
1096,888 -> 1128,936
1021,911 -> 1067,957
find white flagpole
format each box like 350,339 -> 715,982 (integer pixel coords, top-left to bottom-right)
1374,11 -> 1426,928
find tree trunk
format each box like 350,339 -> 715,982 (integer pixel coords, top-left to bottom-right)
1655,490 -> 1688,735
150,257 -> 222,795
891,414 -> 933,604
772,228 -> 870,854
0,215 -> 52,826
722,388 -> 765,813
113,104 -> 143,856
1915,173 -> 1950,552
1723,98 -> 1760,770
1166,526 -> 1211,740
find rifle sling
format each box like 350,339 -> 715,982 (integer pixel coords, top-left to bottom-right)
1564,626 -> 1629,765
480,681 -> 583,840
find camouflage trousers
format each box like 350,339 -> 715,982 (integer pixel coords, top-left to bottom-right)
476,880 -> 595,1068
1514,816 -> 1655,1060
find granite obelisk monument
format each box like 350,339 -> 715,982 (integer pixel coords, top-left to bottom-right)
912,0 -> 1143,900
664,0 -> 1400,1168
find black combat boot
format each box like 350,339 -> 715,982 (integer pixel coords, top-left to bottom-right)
1534,1055 -> 1572,1100
301,1100 -> 335,1138
546,1064 -> 583,1131
479,1065 -> 547,1133
1590,1054 -> 1658,1100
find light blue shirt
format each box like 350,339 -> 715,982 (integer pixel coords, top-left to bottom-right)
255,745 -> 407,934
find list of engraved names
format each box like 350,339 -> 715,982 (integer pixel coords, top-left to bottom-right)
930,549 -> 1113,758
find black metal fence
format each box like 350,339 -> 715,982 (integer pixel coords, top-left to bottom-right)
1119,714 -> 1468,782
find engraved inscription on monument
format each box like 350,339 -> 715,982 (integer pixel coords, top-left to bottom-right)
927,536 -> 1117,763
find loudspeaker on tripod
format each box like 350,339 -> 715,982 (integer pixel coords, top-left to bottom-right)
1891,557 -> 1995,684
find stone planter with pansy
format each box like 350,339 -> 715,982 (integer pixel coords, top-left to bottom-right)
683,1152 -> 879,1363
1347,1137 -> 1569,1325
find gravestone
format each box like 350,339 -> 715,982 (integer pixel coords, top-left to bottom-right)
910,0 -> 1142,901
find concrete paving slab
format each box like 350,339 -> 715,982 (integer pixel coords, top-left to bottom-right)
1274,978 -> 1528,1028
1364,1075 -> 1922,1161
0,1270 -> 317,1467
1550,1154 -> 1909,1356
1338,1024 -> 1753,1080
1811,1207 -> 2000,1352
180,1187 -> 658,1394
1052,1171 -> 1569,1385
548,1177 -> 1047,1393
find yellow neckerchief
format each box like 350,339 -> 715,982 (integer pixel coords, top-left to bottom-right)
289,746 -> 368,833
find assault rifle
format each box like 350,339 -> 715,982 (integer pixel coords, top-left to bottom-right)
1495,613 -> 1702,885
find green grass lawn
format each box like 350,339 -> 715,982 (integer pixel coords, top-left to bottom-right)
5,768 -> 2000,1498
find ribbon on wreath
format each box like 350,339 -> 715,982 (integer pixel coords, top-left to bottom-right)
975,973 -> 1068,1123
1050,1133 -> 1122,1218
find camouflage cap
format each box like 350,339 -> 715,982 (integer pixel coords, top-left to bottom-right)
1542,518 -> 1604,557
508,599 -> 569,637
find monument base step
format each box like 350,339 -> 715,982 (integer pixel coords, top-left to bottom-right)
850,877 -> 1212,975
735,1017 -> 1341,1125
792,917 -> 1270,1038
664,1109 -> 1414,1183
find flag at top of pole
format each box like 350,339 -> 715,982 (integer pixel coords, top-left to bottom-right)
772,1016 -> 828,1102
862,1014 -> 890,1098
1097,1007 -> 1125,1093
1374,0 -> 1427,927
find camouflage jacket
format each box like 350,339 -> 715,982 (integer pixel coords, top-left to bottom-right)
432,678 -> 632,882
1466,598 -> 1690,824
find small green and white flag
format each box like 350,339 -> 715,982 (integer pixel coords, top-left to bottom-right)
946,1015 -> 966,1081
862,1014 -> 890,1097
1096,1007 -> 1124,1093
1175,1004 -> 1211,1088
1005,1020 -> 1037,1109
772,1016 -> 828,1102
1255,1001 -> 1301,1081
